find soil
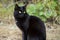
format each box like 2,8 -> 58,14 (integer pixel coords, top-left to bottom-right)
0,22 -> 60,40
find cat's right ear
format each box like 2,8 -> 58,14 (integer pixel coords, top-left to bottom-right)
14,4 -> 19,10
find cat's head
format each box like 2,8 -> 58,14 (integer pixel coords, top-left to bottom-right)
14,4 -> 28,18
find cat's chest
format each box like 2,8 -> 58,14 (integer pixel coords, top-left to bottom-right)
18,20 -> 27,26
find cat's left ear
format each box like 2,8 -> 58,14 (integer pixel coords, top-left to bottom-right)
14,4 -> 19,10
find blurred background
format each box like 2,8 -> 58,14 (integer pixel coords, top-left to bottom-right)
0,0 -> 60,40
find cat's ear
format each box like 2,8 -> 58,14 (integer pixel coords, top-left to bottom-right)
24,4 -> 27,7
24,2 -> 28,8
15,4 -> 19,10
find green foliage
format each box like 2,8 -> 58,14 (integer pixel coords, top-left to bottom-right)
0,5 -> 14,19
27,4 -> 36,15
27,0 -> 59,22
0,0 -> 60,22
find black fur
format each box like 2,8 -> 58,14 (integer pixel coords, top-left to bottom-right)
14,4 -> 46,40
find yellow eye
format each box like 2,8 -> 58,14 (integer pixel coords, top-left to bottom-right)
24,11 -> 25,13
19,11 -> 21,13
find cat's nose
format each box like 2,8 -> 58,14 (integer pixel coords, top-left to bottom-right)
19,14 -> 24,18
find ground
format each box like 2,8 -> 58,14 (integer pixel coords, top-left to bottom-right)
0,22 -> 60,40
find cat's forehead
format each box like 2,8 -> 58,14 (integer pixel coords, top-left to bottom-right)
20,6 -> 25,8
19,6 -> 25,10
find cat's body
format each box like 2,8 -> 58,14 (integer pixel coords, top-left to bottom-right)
14,4 -> 46,40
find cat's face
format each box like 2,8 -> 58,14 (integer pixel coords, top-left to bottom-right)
14,4 -> 27,18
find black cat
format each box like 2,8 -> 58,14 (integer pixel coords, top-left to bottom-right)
14,4 -> 46,40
